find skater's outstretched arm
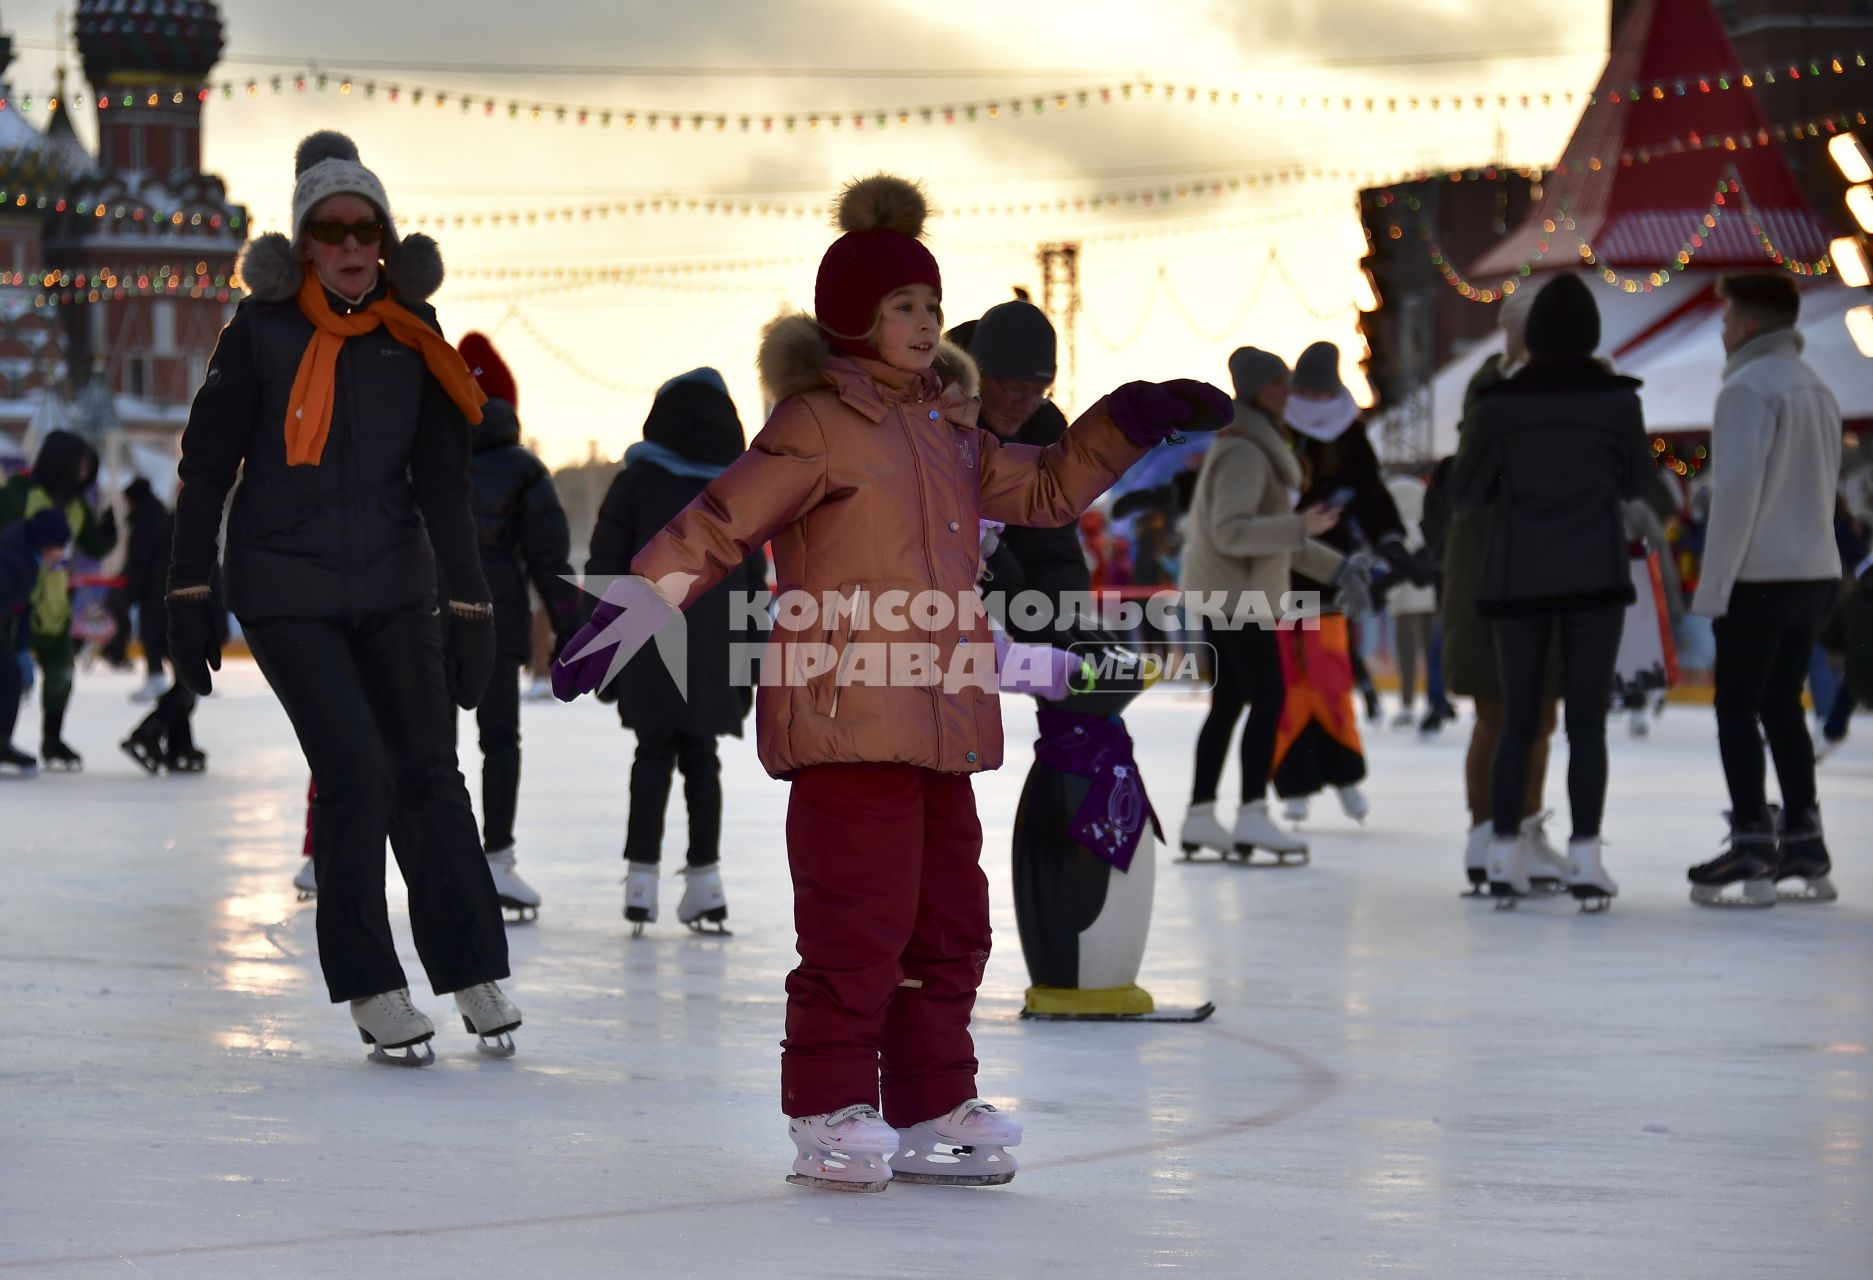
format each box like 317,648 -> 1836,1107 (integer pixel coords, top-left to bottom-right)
631,398 -> 829,610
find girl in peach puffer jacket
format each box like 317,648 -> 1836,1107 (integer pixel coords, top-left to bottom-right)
555,174 -> 1229,1191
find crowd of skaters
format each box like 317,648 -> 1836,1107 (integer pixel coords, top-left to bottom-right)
1,130 -> 1868,1190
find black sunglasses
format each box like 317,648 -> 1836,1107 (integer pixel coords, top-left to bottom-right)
305,218 -> 386,247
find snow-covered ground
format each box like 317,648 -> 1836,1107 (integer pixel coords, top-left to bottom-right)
3,662 -> 1870,1278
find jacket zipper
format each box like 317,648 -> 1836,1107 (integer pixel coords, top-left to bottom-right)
894,398 -> 948,762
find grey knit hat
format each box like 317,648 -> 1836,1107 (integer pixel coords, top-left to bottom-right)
1291,342 -> 1344,396
291,131 -> 396,249
1227,346 -> 1288,402
970,300 -> 1057,381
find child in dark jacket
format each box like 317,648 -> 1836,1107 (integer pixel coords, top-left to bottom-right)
585,369 -> 765,934
0,509 -> 72,775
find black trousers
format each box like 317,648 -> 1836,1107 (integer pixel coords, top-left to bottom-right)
1491,607 -> 1624,840
244,601 -> 509,1003
1713,580 -> 1838,824
473,653 -> 523,853
624,727 -> 723,867
0,616 -> 19,750
1190,621 -> 1285,805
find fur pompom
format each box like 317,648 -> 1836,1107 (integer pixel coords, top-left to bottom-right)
296,130 -> 360,176
835,174 -> 928,238
386,233 -> 444,302
236,233 -> 300,302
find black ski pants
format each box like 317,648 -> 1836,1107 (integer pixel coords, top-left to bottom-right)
1491,607 -> 1624,841
1712,580 -> 1838,825
624,727 -> 724,867
244,600 -> 509,1003
1190,621 -> 1285,805
470,652 -> 524,853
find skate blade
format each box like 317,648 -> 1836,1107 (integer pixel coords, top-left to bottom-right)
1689,881 -> 1778,909
1489,882 -> 1527,910
683,919 -> 734,936
472,1031 -> 517,1058
1233,843 -> 1310,867
1777,877 -> 1838,904
1570,887 -> 1615,913
295,888 -> 317,903
1022,1001 -> 1215,1023
785,1173 -> 889,1193
365,1040 -> 436,1067
1177,844 -> 1231,862
499,900 -> 540,924
118,741 -> 162,776
889,1170 -> 1016,1186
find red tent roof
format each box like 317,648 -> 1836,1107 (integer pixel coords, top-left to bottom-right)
1470,0 -> 1837,277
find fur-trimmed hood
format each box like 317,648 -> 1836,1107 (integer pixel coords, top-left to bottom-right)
236,231 -> 446,304
757,312 -> 978,405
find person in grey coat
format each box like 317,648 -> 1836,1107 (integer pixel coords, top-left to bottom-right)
1685,274 -> 1844,906
1453,274 -> 1653,908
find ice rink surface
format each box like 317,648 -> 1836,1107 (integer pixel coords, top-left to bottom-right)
2,663 -> 1869,1278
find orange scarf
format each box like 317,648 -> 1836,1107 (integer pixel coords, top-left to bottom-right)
285,266 -> 487,467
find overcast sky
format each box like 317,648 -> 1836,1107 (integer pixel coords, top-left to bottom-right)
4,0 -> 1607,465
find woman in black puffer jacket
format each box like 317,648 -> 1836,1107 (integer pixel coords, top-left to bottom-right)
1454,274 -> 1653,908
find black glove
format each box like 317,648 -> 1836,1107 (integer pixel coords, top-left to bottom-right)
167,592 -> 222,697
1379,535 -> 1437,588
444,602 -> 496,710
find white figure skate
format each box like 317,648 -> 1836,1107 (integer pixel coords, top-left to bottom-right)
351,988 -> 435,1066
890,1099 -> 1023,1187
454,982 -> 522,1057
1336,785 -> 1369,824
128,674 -> 167,704
486,845 -> 540,922
1462,821 -> 1491,896
1177,801 -> 1233,861
1518,811 -> 1569,891
786,1105 -> 900,1192
624,863 -> 659,937
1566,837 -> 1618,913
292,857 -> 318,901
1487,835 -> 1531,909
677,864 -> 730,934
1281,795 -> 1310,824
1233,800 -> 1309,866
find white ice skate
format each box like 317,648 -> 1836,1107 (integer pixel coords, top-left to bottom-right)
1281,795 -> 1310,824
1518,811 -> 1568,890
1566,837 -> 1618,913
351,988 -> 435,1066
1177,802 -> 1233,861
786,1104 -> 900,1192
1486,835 -> 1530,908
1815,734 -> 1846,764
677,864 -> 731,934
1232,800 -> 1309,866
1627,707 -> 1650,738
454,981 -> 522,1057
1390,709 -> 1417,732
624,863 -> 659,937
292,856 -> 317,901
128,674 -> 167,704
1336,785 -> 1369,824
1462,821 -> 1491,896
890,1099 -> 1022,1187
521,674 -> 555,703
486,845 -> 540,922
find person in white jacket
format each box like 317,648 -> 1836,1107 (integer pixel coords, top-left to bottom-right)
1382,473 -> 1439,731
1686,274 -> 1843,907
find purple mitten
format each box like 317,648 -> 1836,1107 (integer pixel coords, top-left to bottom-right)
994,629 -> 1085,700
1106,379 -> 1234,447
552,576 -> 683,702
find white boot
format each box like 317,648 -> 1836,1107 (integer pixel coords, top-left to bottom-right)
521,674 -> 555,703
292,856 -> 318,901
1336,784 -> 1369,824
1282,795 -> 1310,824
1566,837 -> 1618,912
486,845 -> 541,920
1517,811 -> 1568,887
453,981 -> 522,1056
1232,799 -> 1309,862
1486,834 -> 1530,905
624,863 -> 659,936
677,864 -> 730,933
1178,801 -> 1232,858
787,1104 -> 900,1192
1627,707 -> 1649,738
128,674 -> 167,704
351,988 -> 435,1066
1462,821 -> 1491,895
890,1099 -> 1022,1186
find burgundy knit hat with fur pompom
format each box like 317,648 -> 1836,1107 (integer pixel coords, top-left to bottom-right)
814,175 -> 942,356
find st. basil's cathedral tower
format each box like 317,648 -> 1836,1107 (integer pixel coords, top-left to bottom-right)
42,0 -> 245,423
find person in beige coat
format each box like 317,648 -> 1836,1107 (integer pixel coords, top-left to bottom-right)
1178,347 -> 1345,861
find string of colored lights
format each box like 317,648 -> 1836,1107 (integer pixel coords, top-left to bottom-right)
1387,172 -> 1831,303
1,50 -> 1859,129
0,187 -> 244,231
1652,437 -> 1708,479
